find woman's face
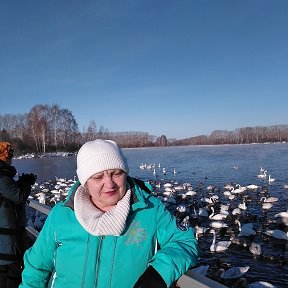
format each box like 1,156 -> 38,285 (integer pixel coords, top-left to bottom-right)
86,169 -> 127,211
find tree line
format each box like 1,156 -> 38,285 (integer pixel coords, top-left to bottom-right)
1,104 -> 288,155
175,125 -> 288,145
0,104 -> 158,155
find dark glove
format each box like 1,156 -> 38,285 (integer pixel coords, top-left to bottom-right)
18,173 -> 37,186
133,266 -> 166,288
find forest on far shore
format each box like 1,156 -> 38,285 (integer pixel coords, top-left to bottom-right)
1,104 -> 288,155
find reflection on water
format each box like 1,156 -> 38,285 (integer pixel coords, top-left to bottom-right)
14,143 -> 288,287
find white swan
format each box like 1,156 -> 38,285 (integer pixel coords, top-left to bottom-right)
180,216 -> 190,228
210,221 -> 228,229
257,170 -> 267,179
220,204 -> 230,214
260,196 -> 278,203
246,184 -> 259,190
163,182 -> 172,188
184,190 -> 197,197
223,183 -> 234,190
238,200 -> 247,211
201,196 -> 218,204
247,281 -> 276,288
249,241 -> 262,256
176,205 -> 186,213
223,190 -> 232,197
274,211 -> 288,226
193,225 -> 209,239
209,207 -> 228,221
264,229 -> 288,240
191,265 -> 209,276
232,207 -> 242,216
262,202 -> 273,211
235,220 -> 256,237
35,192 -> 46,205
219,266 -> 249,279
198,208 -> 209,217
268,175 -> 275,184
231,184 -> 246,194
274,211 -> 288,219
209,229 -> 231,252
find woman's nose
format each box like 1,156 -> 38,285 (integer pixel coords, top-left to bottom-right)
104,175 -> 115,187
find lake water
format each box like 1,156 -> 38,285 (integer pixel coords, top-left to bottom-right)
14,143 -> 288,287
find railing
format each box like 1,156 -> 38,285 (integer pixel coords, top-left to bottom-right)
25,199 -> 227,288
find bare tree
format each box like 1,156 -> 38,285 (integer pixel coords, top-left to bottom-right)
57,109 -> 79,148
28,105 -> 50,153
86,120 -> 97,141
50,104 -> 60,150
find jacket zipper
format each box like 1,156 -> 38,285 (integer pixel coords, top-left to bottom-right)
81,236 -> 90,288
108,238 -> 117,288
94,236 -> 104,288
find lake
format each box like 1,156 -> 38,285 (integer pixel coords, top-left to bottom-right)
14,143 -> 288,287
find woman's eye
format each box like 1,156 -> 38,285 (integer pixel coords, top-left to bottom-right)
113,171 -> 123,177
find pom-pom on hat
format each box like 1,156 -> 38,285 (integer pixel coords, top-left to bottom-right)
0,142 -> 13,161
76,139 -> 129,185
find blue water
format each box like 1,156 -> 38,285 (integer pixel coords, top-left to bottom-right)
14,143 -> 288,287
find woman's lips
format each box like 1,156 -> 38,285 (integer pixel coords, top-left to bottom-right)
104,191 -> 117,196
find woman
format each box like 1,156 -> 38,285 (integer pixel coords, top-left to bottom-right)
0,142 -> 36,288
20,139 -> 198,288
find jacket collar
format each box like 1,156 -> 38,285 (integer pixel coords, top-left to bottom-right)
0,160 -> 17,177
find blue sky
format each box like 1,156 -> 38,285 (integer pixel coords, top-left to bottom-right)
1,0 -> 287,139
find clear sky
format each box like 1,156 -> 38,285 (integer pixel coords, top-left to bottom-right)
1,0 -> 287,139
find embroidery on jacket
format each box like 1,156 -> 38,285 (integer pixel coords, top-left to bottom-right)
125,221 -> 147,246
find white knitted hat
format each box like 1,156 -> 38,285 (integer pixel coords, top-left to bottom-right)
76,139 -> 129,185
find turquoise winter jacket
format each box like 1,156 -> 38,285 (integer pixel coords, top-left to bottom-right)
20,178 -> 198,288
